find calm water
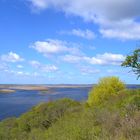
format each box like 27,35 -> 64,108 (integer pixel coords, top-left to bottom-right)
0,87 -> 91,120
0,85 -> 139,120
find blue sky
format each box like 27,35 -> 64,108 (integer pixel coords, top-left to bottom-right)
0,0 -> 140,84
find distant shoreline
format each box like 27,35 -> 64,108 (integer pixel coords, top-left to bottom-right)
0,85 -> 93,90
0,85 -> 49,92
0,85 -> 93,94
0,89 -> 15,93
0,84 -> 139,94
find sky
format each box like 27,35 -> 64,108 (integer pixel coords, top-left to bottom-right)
0,0 -> 140,84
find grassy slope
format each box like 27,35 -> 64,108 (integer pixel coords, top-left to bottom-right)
0,89 -> 139,140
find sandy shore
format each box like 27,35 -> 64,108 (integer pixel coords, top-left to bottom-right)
0,85 -> 48,91
8,86 -> 48,91
0,85 -> 93,93
0,89 -> 15,93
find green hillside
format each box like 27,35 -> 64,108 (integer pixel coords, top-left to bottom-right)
0,77 -> 140,140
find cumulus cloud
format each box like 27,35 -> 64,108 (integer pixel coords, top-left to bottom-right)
28,0 -> 140,40
100,19 -> 140,40
61,29 -> 96,40
1,52 -> 24,63
31,39 -> 81,56
30,60 -> 58,72
88,53 -> 125,65
31,39 -> 125,66
28,0 -> 140,20
62,53 -> 125,65
31,40 -> 68,54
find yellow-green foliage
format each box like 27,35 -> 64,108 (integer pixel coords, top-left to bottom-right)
0,78 -> 139,140
46,92 -> 140,140
88,77 -> 125,106
0,89 -> 139,140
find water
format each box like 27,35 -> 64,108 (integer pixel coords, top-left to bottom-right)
0,85 -> 139,121
0,87 -> 91,120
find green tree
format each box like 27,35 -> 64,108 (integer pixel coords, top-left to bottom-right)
87,77 -> 125,106
121,49 -> 140,79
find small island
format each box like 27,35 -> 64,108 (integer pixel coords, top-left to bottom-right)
0,85 -> 48,93
0,85 -> 48,94
8,85 -> 48,91
0,89 -> 15,94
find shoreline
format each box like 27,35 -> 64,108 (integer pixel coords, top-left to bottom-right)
0,85 -> 93,90
0,86 -> 48,93
0,89 -> 15,93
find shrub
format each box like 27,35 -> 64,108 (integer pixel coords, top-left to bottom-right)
0,98 -> 81,140
17,98 -> 80,130
46,94 -> 140,140
87,77 -> 125,106
0,81 -> 139,140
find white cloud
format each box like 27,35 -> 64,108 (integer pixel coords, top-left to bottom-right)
31,40 -> 68,54
62,53 -> 125,65
28,0 -> 140,20
61,29 -> 96,40
17,65 -> 24,68
1,52 -> 24,63
92,53 -> 125,65
17,71 -> 25,75
30,60 -> 41,68
28,0 -> 140,40
30,60 -> 58,72
16,71 -> 33,76
31,39 -> 81,56
28,0 -> 48,10
100,19 -> 140,40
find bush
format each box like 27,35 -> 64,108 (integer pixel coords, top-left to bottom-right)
46,105 -> 140,140
0,79 -> 139,140
17,98 -> 81,131
0,98 -> 81,140
87,77 -> 125,106
46,90 -> 140,140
